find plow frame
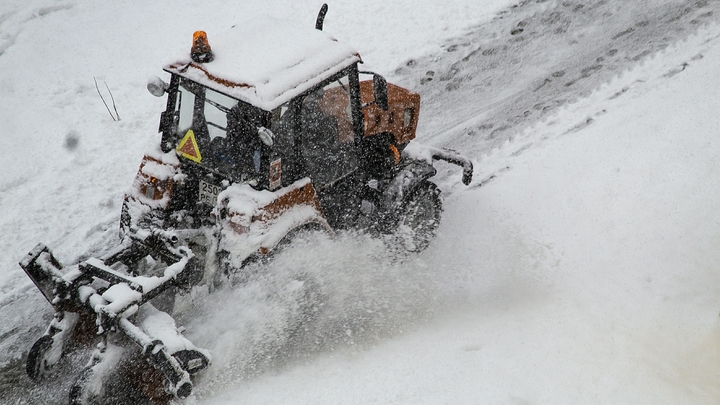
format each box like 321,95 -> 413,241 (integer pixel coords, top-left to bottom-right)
19,231 -> 210,401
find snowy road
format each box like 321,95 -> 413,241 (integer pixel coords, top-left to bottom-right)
401,0 -> 719,154
1,0 -> 719,404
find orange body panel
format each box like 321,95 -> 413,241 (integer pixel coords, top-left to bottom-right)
222,181 -> 328,255
223,181 -> 326,236
359,81 -> 420,145
253,182 -> 324,223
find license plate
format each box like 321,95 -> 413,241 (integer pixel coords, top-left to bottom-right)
198,179 -> 221,206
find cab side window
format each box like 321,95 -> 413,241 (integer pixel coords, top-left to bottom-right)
300,76 -> 356,187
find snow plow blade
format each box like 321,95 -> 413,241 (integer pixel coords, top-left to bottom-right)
118,318 -> 196,399
18,237 -> 210,401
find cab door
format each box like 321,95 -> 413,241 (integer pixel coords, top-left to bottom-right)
299,74 -> 360,227
299,75 -> 357,187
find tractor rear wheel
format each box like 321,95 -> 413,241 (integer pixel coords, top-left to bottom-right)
395,181 -> 442,252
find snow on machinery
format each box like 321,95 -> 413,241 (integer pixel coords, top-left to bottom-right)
19,5 -> 473,404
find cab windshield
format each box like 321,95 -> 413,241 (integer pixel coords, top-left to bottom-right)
174,78 -> 266,181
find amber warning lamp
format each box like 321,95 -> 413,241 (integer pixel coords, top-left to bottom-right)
191,31 -> 214,63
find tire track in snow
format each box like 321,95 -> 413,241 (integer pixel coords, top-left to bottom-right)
0,3 -> 74,57
392,0 -> 720,160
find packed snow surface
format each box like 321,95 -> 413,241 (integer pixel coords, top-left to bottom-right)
1,0 -> 720,404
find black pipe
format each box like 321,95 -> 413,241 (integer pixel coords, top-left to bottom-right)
316,4 -> 328,30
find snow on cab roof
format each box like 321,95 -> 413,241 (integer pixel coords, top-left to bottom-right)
164,16 -> 362,111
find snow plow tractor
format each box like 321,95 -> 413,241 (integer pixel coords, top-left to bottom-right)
19,5 -> 473,404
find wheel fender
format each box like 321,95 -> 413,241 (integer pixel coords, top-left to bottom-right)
217,179 -> 331,268
381,160 -> 437,211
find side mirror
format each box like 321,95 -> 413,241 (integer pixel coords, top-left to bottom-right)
373,74 -> 389,111
257,126 -> 275,146
147,76 -> 169,97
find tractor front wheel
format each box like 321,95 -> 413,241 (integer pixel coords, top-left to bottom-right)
26,335 -> 53,381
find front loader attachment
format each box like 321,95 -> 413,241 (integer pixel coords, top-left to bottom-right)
19,236 -> 210,402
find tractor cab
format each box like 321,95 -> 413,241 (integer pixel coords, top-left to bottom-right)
143,16 -> 423,233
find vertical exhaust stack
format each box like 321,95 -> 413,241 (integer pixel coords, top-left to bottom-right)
316,3 -> 328,30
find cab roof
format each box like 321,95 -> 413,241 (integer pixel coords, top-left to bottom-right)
164,16 -> 362,111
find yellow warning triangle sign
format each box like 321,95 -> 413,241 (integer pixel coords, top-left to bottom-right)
177,130 -> 202,163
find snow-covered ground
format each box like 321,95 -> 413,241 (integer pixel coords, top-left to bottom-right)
1,0 -> 720,404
